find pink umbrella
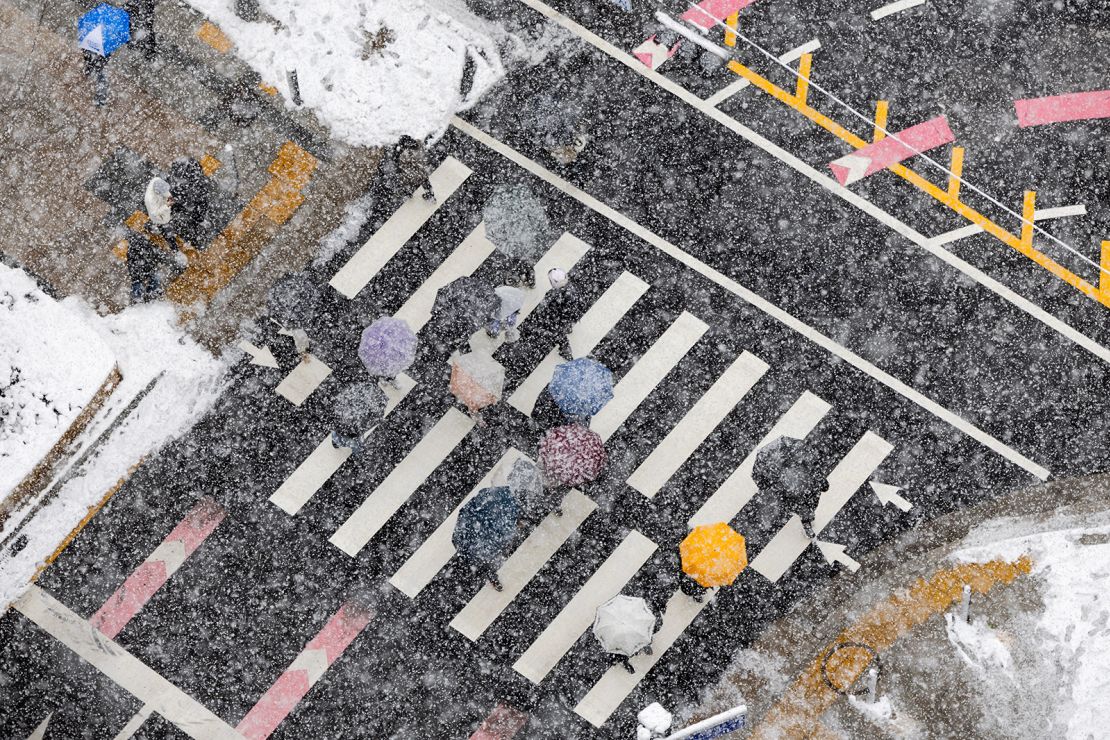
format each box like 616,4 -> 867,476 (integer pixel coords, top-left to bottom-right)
539,424 -> 607,488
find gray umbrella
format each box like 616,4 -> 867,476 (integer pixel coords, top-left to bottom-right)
332,382 -> 387,437
507,457 -> 546,518
268,272 -> 320,328
432,276 -> 499,336
752,437 -> 823,499
482,184 -> 551,263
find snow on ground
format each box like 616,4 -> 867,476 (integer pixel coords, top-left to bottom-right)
184,0 -> 505,147
0,264 -> 115,499
0,292 -> 227,612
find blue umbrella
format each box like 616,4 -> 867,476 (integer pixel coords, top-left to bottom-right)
549,358 -> 614,418
452,486 -> 520,563
78,4 -> 131,57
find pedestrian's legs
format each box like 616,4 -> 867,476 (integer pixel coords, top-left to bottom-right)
503,311 -> 520,343
82,51 -> 109,106
486,316 -> 502,338
485,561 -> 503,591
620,656 -> 635,674
421,177 -> 435,202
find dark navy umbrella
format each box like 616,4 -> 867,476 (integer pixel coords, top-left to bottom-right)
78,4 -> 131,57
452,486 -> 520,563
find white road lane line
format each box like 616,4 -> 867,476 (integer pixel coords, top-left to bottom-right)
330,157 -> 472,299
450,489 -> 598,641
269,435 -> 352,515
812,431 -> 895,533
27,714 -> 52,740
573,589 -> 709,727
381,372 -> 418,416
512,531 -> 657,684
390,449 -> 525,599
393,222 -> 497,334
627,351 -> 769,499
688,391 -> 832,527
451,117 -> 1052,480
274,355 -> 331,407
591,311 -> 708,442
505,0 -> 1110,375
870,0 -> 926,20
113,705 -> 153,740
330,408 -> 475,557
705,38 -> 822,106
928,204 -> 1088,247
749,513 -> 811,581
13,586 -> 240,740
507,271 -> 649,416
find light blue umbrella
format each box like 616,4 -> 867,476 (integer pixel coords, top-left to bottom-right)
549,358 -> 614,418
78,4 -> 131,57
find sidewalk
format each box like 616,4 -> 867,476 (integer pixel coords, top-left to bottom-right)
0,0 -> 380,348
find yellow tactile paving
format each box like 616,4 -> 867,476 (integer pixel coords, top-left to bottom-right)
724,56 -> 1110,310
259,82 -> 279,96
196,21 -> 233,54
200,154 -> 222,177
166,141 -> 318,305
749,556 -> 1032,739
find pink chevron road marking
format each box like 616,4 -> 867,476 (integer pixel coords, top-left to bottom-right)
828,115 -> 955,186
1015,90 -> 1110,127
236,602 -> 374,740
470,704 -> 528,740
90,497 -> 226,639
633,35 -> 681,70
681,0 -> 756,30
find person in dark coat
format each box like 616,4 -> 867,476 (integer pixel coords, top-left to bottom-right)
168,158 -> 214,247
126,233 -> 170,302
82,50 -> 110,107
753,436 -> 827,539
534,267 -> 577,358
396,135 -> 434,201
125,0 -> 156,60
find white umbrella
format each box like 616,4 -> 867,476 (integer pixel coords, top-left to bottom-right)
592,595 -> 655,657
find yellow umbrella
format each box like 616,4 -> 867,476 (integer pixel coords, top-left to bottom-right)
680,523 -> 748,588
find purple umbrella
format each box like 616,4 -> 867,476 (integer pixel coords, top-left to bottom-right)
359,317 -> 417,378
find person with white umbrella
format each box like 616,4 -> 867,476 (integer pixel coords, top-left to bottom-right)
593,594 -> 657,674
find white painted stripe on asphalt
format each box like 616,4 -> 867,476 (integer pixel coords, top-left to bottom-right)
627,351 -> 769,498
390,449 -> 525,599
749,514 -> 813,581
705,38 -> 822,107
812,431 -> 894,533
512,530 -> 657,684
452,117 -> 1052,480
13,586 -> 240,740
113,705 -> 153,740
508,271 -> 650,415
590,311 -> 709,442
27,714 -> 51,740
270,435 -> 352,515
330,408 -> 475,557
688,391 -> 832,527
870,0 -> 926,20
393,221 -> 497,334
928,204 -> 1088,247
382,372 -> 417,416
574,589 -> 709,727
450,489 -> 597,641
275,355 -> 331,407
330,157 -> 472,299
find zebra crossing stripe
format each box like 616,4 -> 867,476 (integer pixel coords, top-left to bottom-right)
450,489 -> 597,641
508,271 -> 649,415
628,351 -> 769,499
274,354 -> 332,407
330,156 -> 472,299
91,498 -> 226,639
269,434 -> 352,516
393,221 -> 497,334
330,408 -> 475,557
512,530 -> 656,684
688,391 -> 831,527
390,449 -> 526,599
574,588 -> 709,727
590,311 -> 708,442
236,602 -> 373,740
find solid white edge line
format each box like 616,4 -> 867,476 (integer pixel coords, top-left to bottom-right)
871,0 -> 926,21
451,116 -> 1050,481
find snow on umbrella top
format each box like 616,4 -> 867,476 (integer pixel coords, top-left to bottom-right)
482,184 -> 551,263
332,381 -> 387,437
539,424 -> 607,488
450,351 -> 505,413
452,485 -> 520,563
359,317 -> 417,378
549,358 -> 614,418
78,4 -> 131,57
267,271 -> 320,329
506,456 -> 546,517
432,276 -> 499,335
680,523 -> 748,588
592,595 -> 655,657
752,436 -> 821,496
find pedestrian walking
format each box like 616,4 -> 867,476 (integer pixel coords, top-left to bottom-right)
77,4 -> 131,107
125,0 -> 156,60
144,177 -> 173,230
168,158 -> 215,247
486,285 -> 525,342
396,135 -> 435,201
82,51 -> 110,107
544,267 -> 576,358
125,233 -> 169,302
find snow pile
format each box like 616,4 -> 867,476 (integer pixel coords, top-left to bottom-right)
0,265 -> 115,499
944,611 -> 1014,675
184,0 -> 505,147
0,298 -> 227,611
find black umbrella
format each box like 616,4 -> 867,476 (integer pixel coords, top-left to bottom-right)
432,276 -> 498,335
332,382 -> 387,437
453,486 -> 520,564
268,272 -> 320,328
752,437 -> 824,504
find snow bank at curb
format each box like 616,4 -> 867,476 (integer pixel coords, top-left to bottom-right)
185,0 -> 505,147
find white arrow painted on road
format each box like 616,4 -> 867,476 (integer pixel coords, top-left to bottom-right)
28,713 -> 51,740
829,153 -> 871,186
816,540 -> 861,572
870,481 -> 913,512
237,340 -> 279,368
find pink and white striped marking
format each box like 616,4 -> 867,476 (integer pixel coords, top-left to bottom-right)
633,35 -> 681,70
1015,90 -> 1110,128
90,497 -> 226,639
236,602 -> 374,740
470,704 -> 528,740
829,115 -> 955,186
681,0 -> 756,30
